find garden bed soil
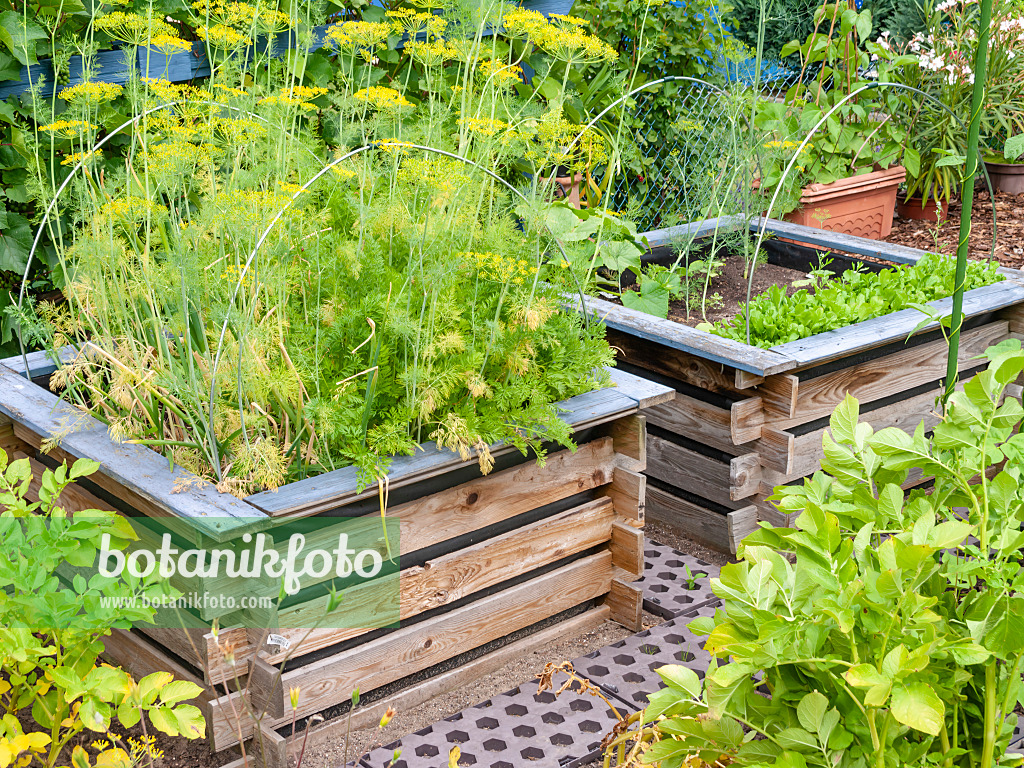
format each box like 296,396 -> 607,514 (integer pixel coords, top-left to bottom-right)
886,190 -> 1024,269
620,254 -> 812,328
667,254 -> 811,327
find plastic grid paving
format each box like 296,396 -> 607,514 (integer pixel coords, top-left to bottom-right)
1008,716 -> 1024,754
636,541 -> 720,619
360,678 -> 630,768
357,542 -> 720,768
570,602 -> 719,710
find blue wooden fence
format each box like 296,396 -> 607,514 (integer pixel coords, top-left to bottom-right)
0,0 -> 574,100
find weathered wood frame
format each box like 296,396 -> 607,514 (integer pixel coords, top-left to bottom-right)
0,353 -> 672,752
587,216 -> 1024,552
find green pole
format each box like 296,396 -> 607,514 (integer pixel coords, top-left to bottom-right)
944,0 -> 994,403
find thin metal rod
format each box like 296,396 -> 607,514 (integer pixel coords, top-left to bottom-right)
206,141 -> 582,479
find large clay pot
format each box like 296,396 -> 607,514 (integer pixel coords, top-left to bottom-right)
783,165 -> 906,239
984,160 -> 1024,195
897,194 -> 950,222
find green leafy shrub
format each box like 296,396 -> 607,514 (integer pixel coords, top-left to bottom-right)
705,252 -> 1001,347
615,340 -> 1024,768
0,449 -> 205,768
728,0 -> 926,64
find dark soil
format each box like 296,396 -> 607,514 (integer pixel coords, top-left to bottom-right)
886,189 -> 1024,269
647,254 -> 811,328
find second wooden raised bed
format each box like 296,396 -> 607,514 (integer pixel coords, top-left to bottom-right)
584,216 -> 1024,552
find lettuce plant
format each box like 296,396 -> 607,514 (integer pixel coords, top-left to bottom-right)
618,340 -> 1024,768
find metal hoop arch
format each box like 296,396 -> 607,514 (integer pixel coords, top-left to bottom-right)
206,141 -> 586,479
15,100 -> 321,374
748,80 -> 999,345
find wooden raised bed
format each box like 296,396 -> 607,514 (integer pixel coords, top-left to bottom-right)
0,354 -> 672,753
583,216 -> 1024,553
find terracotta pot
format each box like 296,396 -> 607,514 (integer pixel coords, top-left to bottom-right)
984,160 -> 1024,195
897,194 -> 950,222
784,165 -> 906,239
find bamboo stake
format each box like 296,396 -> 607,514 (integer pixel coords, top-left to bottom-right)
945,0 -> 995,404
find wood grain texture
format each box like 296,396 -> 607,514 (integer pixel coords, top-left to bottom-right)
206,552 -> 615,750
267,497 -> 616,659
786,386 -> 945,480
247,387 -> 637,518
582,296 -> 797,377
0,364 -> 264,541
645,392 -> 763,452
0,0 -> 577,98
599,465 -> 646,524
605,578 -> 643,631
755,426 -> 796,474
610,521 -> 644,578
596,414 -> 646,472
333,606 -> 610,736
607,367 -> 676,407
247,657 -> 285,720
758,374 -> 799,418
225,609 -> 615,765
646,434 -> 760,504
768,322 -> 1008,429
646,484 -> 756,554
608,329 -> 751,397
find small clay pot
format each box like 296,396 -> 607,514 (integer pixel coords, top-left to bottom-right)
984,160 -> 1024,195
897,195 -> 950,222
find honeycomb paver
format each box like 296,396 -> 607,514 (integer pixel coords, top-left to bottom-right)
635,541 -> 719,618
1008,716 -> 1024,754
570,602 -> 719,709
360,678 -> 630,768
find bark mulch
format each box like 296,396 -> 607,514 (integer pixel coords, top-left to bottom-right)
885,190 -> 1024,270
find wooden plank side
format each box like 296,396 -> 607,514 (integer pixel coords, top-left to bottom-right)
646,393 -> 736,454
749,216 -> 934,266
596,414 -> 646,472
604,577 -> 643,631
0,365 -> 265,541
646,392 -> 763,452
609,521 -> 644,578
646,484 -> 755,554
582,296 -> 797,377
758,374 -> 798,418
771,283 -> 1024,369
390,438 -> 616,554
647,435 -> 760,504
206,552 -> 615,750
768,322 -> 1008,429
642,214 -> 746,249
248,387 -> 637,518
268,497 -> 617,658
607,329 -> 750,397
606,366 -> 676,408
599,465 -> 646,524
